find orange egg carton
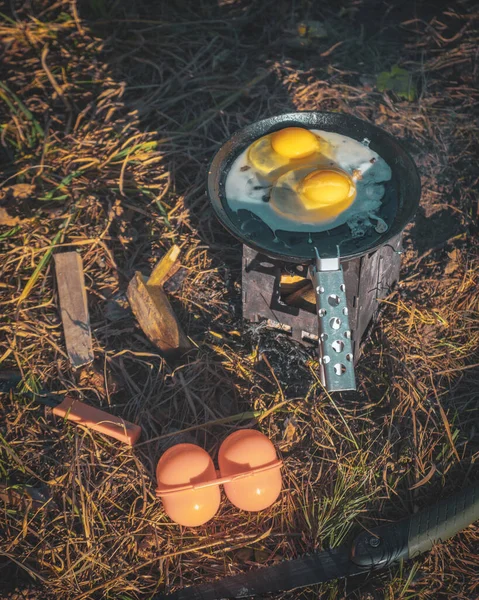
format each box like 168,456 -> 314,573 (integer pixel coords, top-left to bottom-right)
156,429 -> 283,526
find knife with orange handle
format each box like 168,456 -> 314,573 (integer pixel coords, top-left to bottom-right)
0,372 -> 141,445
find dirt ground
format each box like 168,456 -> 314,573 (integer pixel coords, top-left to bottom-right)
0,0 -> 478,599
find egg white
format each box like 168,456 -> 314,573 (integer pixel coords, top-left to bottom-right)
224,129 -> 392,235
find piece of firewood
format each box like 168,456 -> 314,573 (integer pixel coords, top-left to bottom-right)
279,273 -> 307,294
283,280 -> 316,306
148,245 -> 180,287
54,252 -> 94,368
127,246 -> 191,359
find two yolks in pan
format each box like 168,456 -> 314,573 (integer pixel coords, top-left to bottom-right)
225,126 -> 392,235
250,127 -> 356,222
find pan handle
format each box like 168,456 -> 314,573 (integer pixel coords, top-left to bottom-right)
309,249 -> 356,392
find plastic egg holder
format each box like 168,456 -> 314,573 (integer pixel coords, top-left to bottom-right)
156,429 -> 283,526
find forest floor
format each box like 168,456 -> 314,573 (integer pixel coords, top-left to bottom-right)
0,0 -> 478,599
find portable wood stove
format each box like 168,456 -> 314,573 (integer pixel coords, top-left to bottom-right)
242,235 -> 402,359
208,112 -> 421,393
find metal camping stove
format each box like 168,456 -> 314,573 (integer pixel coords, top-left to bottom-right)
242,234 -> 403,390
208,112 -> 421,395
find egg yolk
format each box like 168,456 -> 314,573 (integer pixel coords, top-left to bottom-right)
271,127 -> 320,159
299,169 -> 356,217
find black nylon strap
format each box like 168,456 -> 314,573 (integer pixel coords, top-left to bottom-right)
162,546 -> 359,600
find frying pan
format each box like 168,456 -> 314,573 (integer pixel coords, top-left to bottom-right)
207,112 -> 421,391
208,111 -> 421,262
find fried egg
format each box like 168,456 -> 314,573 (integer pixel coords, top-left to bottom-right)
247,127 -> 324,175
225,127 -> 392,236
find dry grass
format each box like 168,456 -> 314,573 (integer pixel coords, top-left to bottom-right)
0,0 -> 478,599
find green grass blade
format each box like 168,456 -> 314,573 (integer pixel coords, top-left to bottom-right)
17,217 -> 70,304
0,81 -> 44,138
0,225 -> 22,240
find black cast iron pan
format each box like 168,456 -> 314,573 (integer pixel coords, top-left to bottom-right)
208,111 -> 421,263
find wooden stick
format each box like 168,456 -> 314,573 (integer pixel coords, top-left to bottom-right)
54,252 -> 94,368
148,245 -> 180,287
283,281 -> 315,306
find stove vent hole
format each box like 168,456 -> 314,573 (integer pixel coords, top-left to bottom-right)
328,294 -> 340,306
332,340 -> 344,353
334,363 -> 346,376
330,317 -> 341,330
